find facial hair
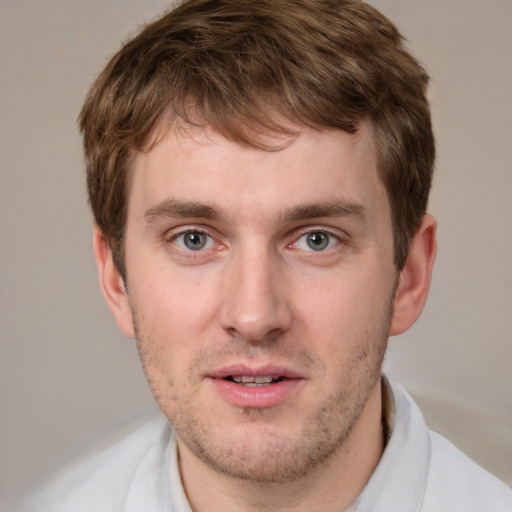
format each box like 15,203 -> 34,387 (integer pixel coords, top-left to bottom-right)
131,287 -> 395,484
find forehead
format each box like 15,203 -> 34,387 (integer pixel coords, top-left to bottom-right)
128,121 -> 386,222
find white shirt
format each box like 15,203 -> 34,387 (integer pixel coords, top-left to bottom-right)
22,380 -> 512,512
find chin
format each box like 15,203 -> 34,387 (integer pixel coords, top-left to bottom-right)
175,404 -> 358,484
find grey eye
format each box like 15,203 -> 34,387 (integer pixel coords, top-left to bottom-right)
174,231 -> 211,251
184,232 -> 207,250
306,232 -> 330,251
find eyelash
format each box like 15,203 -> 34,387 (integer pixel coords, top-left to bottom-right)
291,230 -> 341,252
167,229 -> 217,252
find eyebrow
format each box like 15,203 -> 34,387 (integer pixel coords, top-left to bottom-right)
144,199 -> 224,224
281,200 -> 366,223
143,198 -> 366,224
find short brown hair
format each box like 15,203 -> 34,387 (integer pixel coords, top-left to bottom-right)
79,0 -> 434,277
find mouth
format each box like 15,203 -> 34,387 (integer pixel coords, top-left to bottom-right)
225,375 -> 288,387
208,364 -> 304,384
207,365 -> 305,408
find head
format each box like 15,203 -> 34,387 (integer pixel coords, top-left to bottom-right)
83,0 -> 437,492
80,0 -> 434,281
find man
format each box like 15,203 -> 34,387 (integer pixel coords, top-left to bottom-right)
25,0 -> 511,510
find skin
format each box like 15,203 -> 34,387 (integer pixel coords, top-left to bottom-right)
94,121 -> 436,511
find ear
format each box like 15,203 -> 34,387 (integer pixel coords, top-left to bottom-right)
93,226 -> 135,339
389,214 -> 437,336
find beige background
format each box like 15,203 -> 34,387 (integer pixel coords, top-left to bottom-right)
1,0 -> 511,507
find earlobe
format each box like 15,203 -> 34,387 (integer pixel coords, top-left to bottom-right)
389,214 -> 437,336
93,227 -> 136,339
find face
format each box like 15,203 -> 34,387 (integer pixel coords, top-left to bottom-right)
119,123 -> 399,482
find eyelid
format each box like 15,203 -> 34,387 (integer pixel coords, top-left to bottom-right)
165,223 -> 215,241
165,225 -> 222,252
288,226 -> 346,252
290,224 -> 347,241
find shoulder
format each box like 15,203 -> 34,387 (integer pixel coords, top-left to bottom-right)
386,380 -> 512,511
20,414 -> 173,512
422,430 -> 512,511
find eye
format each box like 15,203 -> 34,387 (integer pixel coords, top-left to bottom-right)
294,231 -> 339,252
172,230 -> 214,251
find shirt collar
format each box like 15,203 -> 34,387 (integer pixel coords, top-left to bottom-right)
352,377 -> 431,512
169,432 -> 193,512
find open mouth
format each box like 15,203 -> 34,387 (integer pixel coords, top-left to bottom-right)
210,370 -> 303,407
225,375 -> 287,387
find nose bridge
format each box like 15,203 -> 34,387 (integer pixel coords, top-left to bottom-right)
220,241 -> 291,341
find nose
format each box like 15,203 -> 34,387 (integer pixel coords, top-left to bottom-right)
219,246 -> 293,342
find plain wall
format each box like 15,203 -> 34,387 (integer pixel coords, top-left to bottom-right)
1,0 -> 511,507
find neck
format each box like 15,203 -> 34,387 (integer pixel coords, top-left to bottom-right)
178,380 -> 384,512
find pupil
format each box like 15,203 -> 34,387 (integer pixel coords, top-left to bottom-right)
185,232 -> 206,250
307,232 -> 328,251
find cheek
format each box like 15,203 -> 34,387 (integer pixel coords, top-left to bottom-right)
129,268 -> 222,370
134,266 -> 213,322
293,267 -> 393,356
296,269 -> 382,324
130,279 -> 205,404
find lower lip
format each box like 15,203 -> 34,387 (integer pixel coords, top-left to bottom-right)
208,378 -> 304,409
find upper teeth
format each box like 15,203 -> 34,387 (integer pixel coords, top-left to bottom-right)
232,375 -> 275,384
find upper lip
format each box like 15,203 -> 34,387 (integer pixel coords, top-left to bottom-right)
207,363 -> 306,380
